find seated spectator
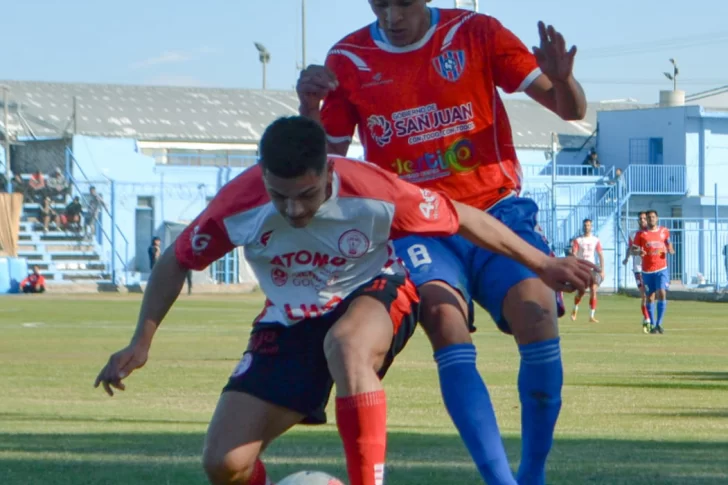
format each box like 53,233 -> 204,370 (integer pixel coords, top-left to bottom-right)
28,170 -> 47,202
46,168 -> 69,202
21,265 -> 46,294
40,196 -> 58,233
12,172 -> 28,201
64,196 -> 83,233
583,148 -> 601,175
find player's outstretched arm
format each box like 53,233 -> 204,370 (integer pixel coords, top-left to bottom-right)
453,201 -> 596,293
93,246 -> 188,396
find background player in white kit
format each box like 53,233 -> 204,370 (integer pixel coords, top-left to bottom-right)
623,211 -> 652,332
570,219 -> 604,322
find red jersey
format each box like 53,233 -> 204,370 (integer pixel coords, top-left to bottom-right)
21,273 -> 46,287
321,8 -> 541,210
175,157 -> 459,324
633,227 -> 671,273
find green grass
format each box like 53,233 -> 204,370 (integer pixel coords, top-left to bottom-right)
1,293 -> 727,484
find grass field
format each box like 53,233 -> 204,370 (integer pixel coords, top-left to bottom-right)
1,293 -> 727,484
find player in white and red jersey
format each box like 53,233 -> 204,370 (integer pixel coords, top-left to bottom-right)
297,3 -> 587,483
94,117 -> 595,485
623,211 -> 652,332
633,210 -> 674,334
570,219 -> 604,323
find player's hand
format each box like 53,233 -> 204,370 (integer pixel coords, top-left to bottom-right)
94,344 -> 149,397
536,257 -> 597,294
532,21 -> 577,83
296,65 -> 339,113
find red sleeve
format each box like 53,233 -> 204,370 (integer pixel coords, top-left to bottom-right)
596,240 -> 603,252
320,50 -> 360,145
389,180 -> 459,239
20,277 -> 29,286
482,16 -> 541,94
663,228 -> 671,243
571,239 -> 579,253
633,232 -> 644,248
38,275 -> 46,286
175,206 -> 236,271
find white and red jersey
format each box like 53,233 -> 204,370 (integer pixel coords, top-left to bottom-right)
572,235 -> 602,267
634,227 -> 671,273
321,8 -> 541,210
628,230 -> 643,272
175,157 -> 459,325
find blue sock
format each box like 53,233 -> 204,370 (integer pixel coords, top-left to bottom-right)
646,302 -> 656,327
435,344 -> 517,484
516,338 -> 563,485
656,300 -> 667,327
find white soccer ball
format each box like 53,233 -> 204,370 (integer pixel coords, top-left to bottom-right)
277,470 -> 345,485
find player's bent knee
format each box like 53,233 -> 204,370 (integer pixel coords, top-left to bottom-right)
418,283 -> 471,350
504,278 -> 559,345
323,324 -> 388,376
202,446 -> 257,485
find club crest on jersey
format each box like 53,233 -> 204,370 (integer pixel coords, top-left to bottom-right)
432,50 -> 466,82
338,229 -> 370,259
366,115 -> 393,147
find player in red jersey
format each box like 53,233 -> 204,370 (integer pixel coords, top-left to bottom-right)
297,2 -> 586,483
94,117 -> 595,485
633,210 -> 674,334
623,211 -> 652,332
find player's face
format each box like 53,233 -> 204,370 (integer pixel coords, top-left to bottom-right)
264,163 -> 333,228
369,0 -> 431,47
647,213 -> 658,229
639,214 -> 648,229
583,220 -> 592,234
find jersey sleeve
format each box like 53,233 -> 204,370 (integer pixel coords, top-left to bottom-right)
571,238 -> 580,254
633,232 -> 645,249
663,228 -> 671,244
389,180 -> 459,239
320,50 -> 360,146
175,206 -> 236,271
481,16 -> 541,94
596,240 -> 603,252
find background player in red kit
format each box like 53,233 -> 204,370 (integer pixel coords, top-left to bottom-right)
94,117 -> 595,485
623,211 -> 652,332
633,210 -> 674,334
297,1 -> 587,483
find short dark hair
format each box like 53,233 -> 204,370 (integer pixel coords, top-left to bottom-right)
259,116 -> 327,178
648,210 -> 659,217
638,211 -> 647,217
583,218 -> 592,224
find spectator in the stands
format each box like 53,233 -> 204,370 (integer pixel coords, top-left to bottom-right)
64,196 -> 83,233
148,236 -> 162,270
607,167 -> 623,185
0,172 -> 7,192
12,172 -> 28,201
40,196 -> 58,233
21,265 -> 46,294
28,170 -> 46,202
85,186 -> 106,239
583,148 -> 601,175
46,167 -> 69,202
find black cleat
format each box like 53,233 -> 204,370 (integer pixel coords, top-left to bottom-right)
656,326 -> 664,334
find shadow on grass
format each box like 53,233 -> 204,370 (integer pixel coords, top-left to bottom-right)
664,371 -> 728,382
0,429 -> 727,485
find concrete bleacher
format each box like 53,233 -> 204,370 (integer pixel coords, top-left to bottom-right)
17,201 -> 111,284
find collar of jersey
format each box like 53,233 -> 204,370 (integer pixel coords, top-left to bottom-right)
369,7 -> 439,54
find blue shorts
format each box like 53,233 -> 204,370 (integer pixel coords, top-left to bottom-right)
642,269 -> 670,295
394,196 -> 563,334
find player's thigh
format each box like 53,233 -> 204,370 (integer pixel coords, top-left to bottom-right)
203,391 -> 304,477
324,274 -> 419,373
394,235 -> 474,349
470,197 -> 560,342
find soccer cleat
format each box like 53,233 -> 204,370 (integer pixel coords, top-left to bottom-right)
642,321 -> 651,333
570,309 -> 578,321
656,326 -> 664,334
589,317 -> 599,323
650,326 -> 659,334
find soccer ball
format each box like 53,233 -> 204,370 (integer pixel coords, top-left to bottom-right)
276,470 -> 345,485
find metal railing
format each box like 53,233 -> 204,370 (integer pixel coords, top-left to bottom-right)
622,164 -> 687,195
65,147 -> 130,283
522,163 -> 607,178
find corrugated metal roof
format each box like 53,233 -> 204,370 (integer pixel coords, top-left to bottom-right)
0,80 -> 640,148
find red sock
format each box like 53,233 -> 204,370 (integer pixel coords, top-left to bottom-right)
249,459 -> 270,485
589,293 -> 597,310
574,295 -> 582,306
336,390 -> 387,485
641,303 -> 650,320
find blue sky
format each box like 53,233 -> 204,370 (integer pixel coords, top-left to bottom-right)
1,0 -> 726,103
